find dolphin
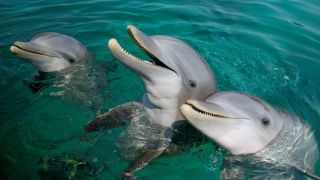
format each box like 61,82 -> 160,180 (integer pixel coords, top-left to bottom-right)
10,32 -> 105,112
83,25 -> 216,178
181,91 -> 319,179
10,32 -> 89,72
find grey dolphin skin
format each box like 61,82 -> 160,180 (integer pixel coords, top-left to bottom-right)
10,32 -> 105,112
181,91 -> 319,179
10,32 -> 89,72
83,25 -> 216,178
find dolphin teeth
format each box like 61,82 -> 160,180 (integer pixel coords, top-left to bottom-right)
111,39 -> 145,62
185,102 -> 229,118
120,46 -> 144,62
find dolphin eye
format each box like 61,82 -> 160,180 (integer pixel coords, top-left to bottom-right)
261,118 -> 270,126
68,58 -> 75,63
188,80 -> 197,88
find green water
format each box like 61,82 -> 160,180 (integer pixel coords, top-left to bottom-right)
0,0 -> 319,179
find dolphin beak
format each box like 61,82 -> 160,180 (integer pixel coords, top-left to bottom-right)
10,41 -> 59,59
181,99 -> 241,119
126,25 -> 163,60
108,38 -> 164,79
108,25 -> 175,76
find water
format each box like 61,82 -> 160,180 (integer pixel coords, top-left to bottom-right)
0,0 -> 319,179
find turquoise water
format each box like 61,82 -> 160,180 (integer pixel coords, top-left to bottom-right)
1,0 -> 320,179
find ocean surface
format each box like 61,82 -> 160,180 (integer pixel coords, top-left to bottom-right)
0,0 -> 319,179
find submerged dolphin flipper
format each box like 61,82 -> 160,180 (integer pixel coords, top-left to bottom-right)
220,163 -> 245,180
83,101 -> 143,132
122,140 -> 169,179
24,81 -> 49,93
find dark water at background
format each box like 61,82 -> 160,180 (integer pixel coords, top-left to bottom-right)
0,0 -> 319,179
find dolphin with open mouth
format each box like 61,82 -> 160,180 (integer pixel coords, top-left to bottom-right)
83,25 -> 216,178
181,91 -> 319,179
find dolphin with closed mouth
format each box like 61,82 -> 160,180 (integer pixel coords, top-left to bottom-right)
10,32 -> 89,72
83,25 -> 216,178
10,32 -> 90,93
181,91 -> 319,179
10,32 -> 106,112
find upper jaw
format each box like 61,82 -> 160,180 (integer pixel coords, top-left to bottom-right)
127,25 -> 161,61
108,25 -> 176,74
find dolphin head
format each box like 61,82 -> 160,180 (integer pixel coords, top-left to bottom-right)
108,25 -> 216,127
181,91 -> 284,155
10,32 -> 88,72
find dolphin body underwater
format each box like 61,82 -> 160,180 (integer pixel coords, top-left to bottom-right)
10,32 -> 106,111
83,25 -> 216,178
181,91 -> 319,179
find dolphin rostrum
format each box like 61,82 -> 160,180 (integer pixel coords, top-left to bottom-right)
181,91 -> 319,179
83,25 -> 216,178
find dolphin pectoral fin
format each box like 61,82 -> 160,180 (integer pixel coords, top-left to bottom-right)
220,167 -> 245,180
122,148 -> 166,180
83,101 -> 144,132
27,81 -> 49,93
220,158 -> 245,180
82,111 -> 126,132
121,138 -> 170,179
23,75 -> 49,93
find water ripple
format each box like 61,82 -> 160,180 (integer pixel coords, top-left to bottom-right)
0,0 -> 319,178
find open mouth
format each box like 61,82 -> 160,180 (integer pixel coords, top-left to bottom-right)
108,25 -> 175,72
